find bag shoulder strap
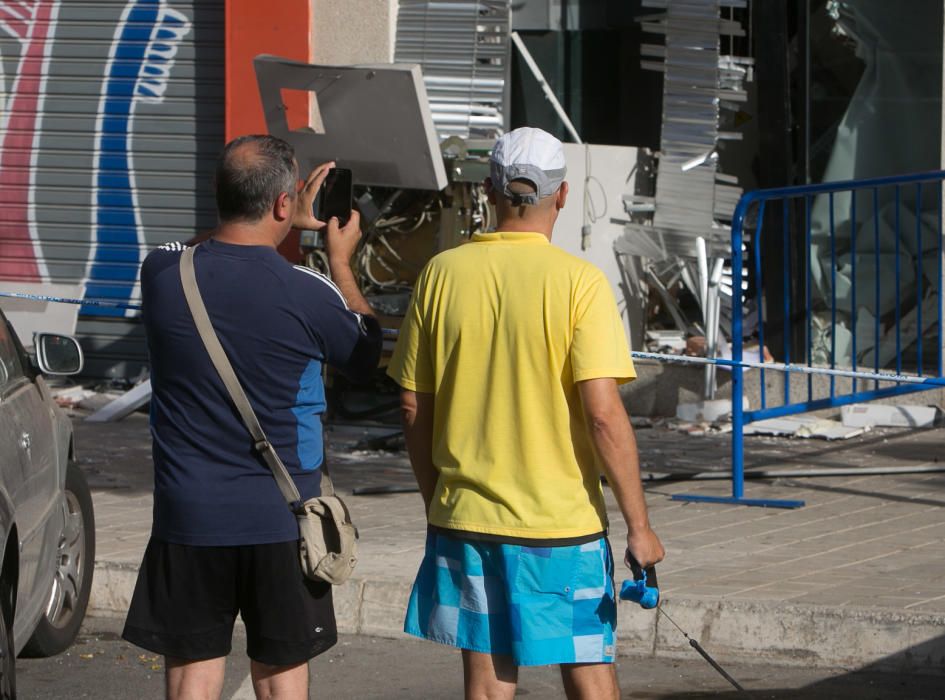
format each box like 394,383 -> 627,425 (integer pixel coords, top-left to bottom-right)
178,245 -> 334,505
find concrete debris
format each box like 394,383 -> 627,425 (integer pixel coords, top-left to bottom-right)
676,398 -> 745,424
73,391 -> 126,412
715,343 -> 772,363
841,403 -> 939,429
628,415 -> 731,435
646,329 -> 687,353
744,416 -> 868,440
85,379 -> 152,423
675,421 -> 709,436
51,385 -> 98,408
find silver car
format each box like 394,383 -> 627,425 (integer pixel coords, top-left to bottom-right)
0,309 -> 95,698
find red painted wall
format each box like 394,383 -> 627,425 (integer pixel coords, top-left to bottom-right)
225,0 -> 312,261
225,0 -> 311,140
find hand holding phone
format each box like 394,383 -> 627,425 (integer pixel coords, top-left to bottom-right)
292,161 -> 334,231
314,167 -> 353,227
324,209 -> 362,266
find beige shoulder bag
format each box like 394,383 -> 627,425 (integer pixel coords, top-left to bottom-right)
179,245 -> 358,585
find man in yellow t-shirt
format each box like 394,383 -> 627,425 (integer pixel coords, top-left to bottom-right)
387,127 -> 664,699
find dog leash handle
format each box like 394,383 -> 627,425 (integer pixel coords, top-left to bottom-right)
619,549 -> 660,609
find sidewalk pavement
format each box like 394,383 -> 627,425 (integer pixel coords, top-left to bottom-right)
76,412 -> 945,674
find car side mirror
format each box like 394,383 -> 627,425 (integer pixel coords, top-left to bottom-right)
33,333 -> 84,375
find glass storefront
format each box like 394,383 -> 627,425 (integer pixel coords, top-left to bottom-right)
803,0 -> 943,369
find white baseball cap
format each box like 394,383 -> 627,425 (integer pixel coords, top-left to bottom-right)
489,127 -> 567,205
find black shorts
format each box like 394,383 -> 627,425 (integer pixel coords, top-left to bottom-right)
122,538 -> 337,666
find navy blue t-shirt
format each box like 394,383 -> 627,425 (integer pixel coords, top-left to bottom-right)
142,239 -> 381,546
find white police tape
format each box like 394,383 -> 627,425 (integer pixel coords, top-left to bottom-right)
0,291 -> 143,311
3,291 -> 942,387
629,350 -> 945,388
378,335 -> 945,387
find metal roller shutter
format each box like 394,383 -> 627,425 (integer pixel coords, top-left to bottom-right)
0,0 -> 224,380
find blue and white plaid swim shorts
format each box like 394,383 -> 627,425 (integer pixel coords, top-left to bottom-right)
404,530 -> 617,666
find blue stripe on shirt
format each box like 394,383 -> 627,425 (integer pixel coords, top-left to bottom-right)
293,359 -> 326,470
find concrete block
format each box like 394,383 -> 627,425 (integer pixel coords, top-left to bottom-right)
89,562 -> 139,616
333,579 -> 365,634
616,600 -> 656,655
841,403 -> 939,428
620,361 -> 726,418
622,598 -> 945,673
358,579 -> 413,639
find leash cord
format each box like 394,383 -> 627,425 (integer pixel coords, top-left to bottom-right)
657,605 -> 750,694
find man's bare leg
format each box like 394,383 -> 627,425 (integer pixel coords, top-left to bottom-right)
165,656 -> 226,700
250,660 -> 309,700
560,663 -> 619,700
462,650 -> 518,700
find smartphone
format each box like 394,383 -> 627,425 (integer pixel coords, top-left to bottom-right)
314,167 -> 353,227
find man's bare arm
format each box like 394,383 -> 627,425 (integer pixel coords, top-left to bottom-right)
324,210 -> 374,317
399,389 -> 437,512
289,162 -> 373,316
578,377 -> 665,568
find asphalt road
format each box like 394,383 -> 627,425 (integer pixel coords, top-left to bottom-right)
14,618 -> 942,699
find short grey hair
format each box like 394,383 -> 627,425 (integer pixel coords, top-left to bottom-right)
214,135 -> 298,223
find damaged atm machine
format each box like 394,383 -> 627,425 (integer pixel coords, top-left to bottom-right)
252,0 -> 756,421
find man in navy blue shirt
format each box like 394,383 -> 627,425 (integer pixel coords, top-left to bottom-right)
123,135 -> 381,699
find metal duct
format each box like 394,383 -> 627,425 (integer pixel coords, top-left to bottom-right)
620,0 -> 752,260
395,0 -> 511,140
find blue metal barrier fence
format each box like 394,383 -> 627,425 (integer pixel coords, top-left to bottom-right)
674,170 -> 945,509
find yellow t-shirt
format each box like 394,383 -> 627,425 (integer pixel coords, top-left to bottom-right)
387,231 -> 636,539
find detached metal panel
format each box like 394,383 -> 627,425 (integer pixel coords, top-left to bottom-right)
0,0 -> 224,379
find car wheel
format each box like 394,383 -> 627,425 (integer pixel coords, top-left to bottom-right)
0,579 -> 15,699
21,461 -> 95,658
